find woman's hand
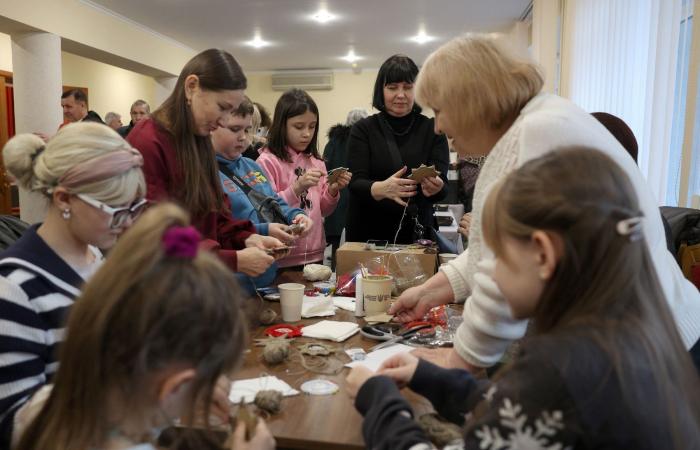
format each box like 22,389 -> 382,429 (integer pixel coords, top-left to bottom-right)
268,223 -> 296,244
389,284 -> 437,323
458,213 -> 472,239
328,171 -> 352,196
291,214 -> 314,237
293,169 -> 324,196
231,419 -> 276,450
420,176 -> 444,197
370,166 -> 417,207
345,366 -> 376,399
376,352 -> 420,388
237,247 -> 274,276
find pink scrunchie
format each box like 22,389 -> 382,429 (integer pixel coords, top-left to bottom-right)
162,226 -> 201,259
58,148 -> 143,189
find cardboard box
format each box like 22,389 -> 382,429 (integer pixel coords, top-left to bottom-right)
335,242 -> 437,280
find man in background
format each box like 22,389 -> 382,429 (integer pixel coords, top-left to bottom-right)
60,89 -> 104,128
104,112 -> 123,131
118,99 -> 150,138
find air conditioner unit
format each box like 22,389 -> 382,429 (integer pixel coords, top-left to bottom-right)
271,70 -> 334,91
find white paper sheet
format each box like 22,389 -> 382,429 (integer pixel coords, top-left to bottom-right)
345,344 -> 414,372
229,376 -> 300,403
301,320 -> 360,342
332,296 -> 356,311
301,295 -> 336,318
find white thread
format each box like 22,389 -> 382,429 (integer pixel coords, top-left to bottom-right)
393,198 -> 410,248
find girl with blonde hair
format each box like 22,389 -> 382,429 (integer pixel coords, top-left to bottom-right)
389,33 -> 700,372
0,122 -> 146,447
15,203 -> 275,450
348,148 -> 700,449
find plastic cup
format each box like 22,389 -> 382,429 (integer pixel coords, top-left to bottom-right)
362,275 -> 393,315
279,283 -> 305,322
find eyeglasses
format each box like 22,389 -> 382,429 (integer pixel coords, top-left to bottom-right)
76,194 -> 148,229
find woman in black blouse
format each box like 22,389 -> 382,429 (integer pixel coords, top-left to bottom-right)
346,55 -> 449,244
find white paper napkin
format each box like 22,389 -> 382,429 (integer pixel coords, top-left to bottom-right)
301,320 -> 360,342
345,343 -> 414,372
301,295 -> 336,318
230,376 -> 300,403
332,296 -> 356,311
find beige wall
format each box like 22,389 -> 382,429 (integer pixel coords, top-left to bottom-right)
1,32 -> 157,125
245,70 -> 379,151
61,52 -> 157,123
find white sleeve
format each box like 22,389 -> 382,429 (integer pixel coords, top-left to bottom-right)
452,259 -> 529,367
440,248 -> 471,301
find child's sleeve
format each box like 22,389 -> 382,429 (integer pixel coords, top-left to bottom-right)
254,161 -> 305,224
257,154 -> 300,207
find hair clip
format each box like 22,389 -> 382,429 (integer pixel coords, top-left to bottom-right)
616,217 -> 644,241
162,225 -> 201,259
31,145 -> 46,164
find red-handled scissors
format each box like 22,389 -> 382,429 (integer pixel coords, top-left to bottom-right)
368,321 -> 435,351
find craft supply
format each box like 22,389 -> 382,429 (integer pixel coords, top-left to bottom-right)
288,222 -> 305,235
332,296 -> 355,311
300,379 -> 340,396
345,343 -> 413,372
362,275 -> 393,315
236,400 -> 258,441
354,273 -> 365,317
364,312 -> 394,324
417,413 -> 464,447
258,308 -> 277,325
369,322 -> 434,351
258,338 -> 290,364
327,167 -> 349,185
298,342 -> 337,356
408,164 -> 441,182
345,348 -> 367,361
263,292 -> 280,301
265,246 -> 292,257
301,295 -> 336,318
279,283 -> 305,322
254,390 -> 283,415
301,320 -> 360,342
264,324 -> 303,338
312,281 -> 335,295
230,376 -> 299,403
303,263 -> 332,281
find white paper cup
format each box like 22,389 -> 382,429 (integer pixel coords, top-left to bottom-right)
439,253 -> 458,265
362,275 -> 393,315
279,283 -> 305,322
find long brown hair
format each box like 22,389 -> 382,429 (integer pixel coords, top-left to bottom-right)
153,49 -> 247,219
16,203 -> 247,450
267,88 -> 321,162
481,147 -> 700,448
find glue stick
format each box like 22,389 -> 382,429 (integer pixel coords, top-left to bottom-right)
354,274 -> 365,317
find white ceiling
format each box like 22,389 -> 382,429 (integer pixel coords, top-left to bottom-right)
86,0 -> 530,71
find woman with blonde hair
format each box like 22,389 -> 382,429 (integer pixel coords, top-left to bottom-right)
0,122 -> 146,447
15,203 -> 275,450
389,33 -> 700,372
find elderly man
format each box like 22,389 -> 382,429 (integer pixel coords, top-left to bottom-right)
60,89 -> 104,127
118,99 -> 150,137
104,112 -> 123,131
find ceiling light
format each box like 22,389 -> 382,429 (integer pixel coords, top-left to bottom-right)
410,30 -> 435,45
245,34 -> 270,49
341,49 -> 362,63
311,9 -> 337,23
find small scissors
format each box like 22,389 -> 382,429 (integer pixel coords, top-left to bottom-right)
365,321 -> 435,351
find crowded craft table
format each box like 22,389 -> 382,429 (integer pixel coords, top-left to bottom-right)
233,270 -> 437,450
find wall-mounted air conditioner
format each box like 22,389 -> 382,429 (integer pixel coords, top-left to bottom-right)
271,70 -> 334,91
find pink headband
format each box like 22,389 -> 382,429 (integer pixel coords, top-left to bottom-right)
162,226 -> 201,259
58,148 -> 143,189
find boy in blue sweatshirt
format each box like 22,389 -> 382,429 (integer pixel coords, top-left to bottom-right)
211,98 -> 314,292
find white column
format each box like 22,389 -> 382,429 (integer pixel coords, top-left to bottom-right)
154,76 -> 177,108
11,31 -> 63,224
532,0 -> 563,94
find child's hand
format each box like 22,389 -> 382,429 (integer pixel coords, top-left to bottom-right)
245,234 -> 285,250
345,366 -> 375,399
420,176 -> 444,197
231,419 -> 276,450
458,213 -> 472,238
371,166 -> 418,207
293,169 -> 323,195
237,247 -> 274,276
291,214 -> 313,237
268,223 -> 296,244
376,352 -> 419,388
328,171 -> 352,196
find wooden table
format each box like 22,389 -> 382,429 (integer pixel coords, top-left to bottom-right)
234,271 -> 434,450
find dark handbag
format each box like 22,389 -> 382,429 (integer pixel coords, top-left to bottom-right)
218,162 -> 289,225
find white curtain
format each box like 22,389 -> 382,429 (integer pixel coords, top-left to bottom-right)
560,0 -> 682,204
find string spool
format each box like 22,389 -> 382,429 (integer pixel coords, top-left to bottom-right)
262,339 -> 290,364
417,413 -> 463,447
254,389 -> 283,415
258,308 -> 277,325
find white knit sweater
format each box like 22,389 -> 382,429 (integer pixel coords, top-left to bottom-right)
442,93 -> 700,367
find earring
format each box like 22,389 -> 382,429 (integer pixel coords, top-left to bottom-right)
539,270 -> 548,279
62,209 -> 71,220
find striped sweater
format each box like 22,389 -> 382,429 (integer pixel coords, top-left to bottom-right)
0,225 -> 93,448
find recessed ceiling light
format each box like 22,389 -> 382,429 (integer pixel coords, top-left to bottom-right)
410,30 -> 435,45
311,9 -> 337,23
341,49 -> 362,63
245,34 -> 270,49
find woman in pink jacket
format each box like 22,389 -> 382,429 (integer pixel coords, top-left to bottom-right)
257,89 -> 352,268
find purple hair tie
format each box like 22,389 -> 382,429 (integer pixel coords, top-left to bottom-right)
162,226 -> 201,259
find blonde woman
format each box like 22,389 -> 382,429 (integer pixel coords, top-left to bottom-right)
0,122 -> 146,447
389,33 -> 700,372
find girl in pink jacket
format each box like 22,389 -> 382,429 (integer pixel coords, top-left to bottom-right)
257,89 -> 352,268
